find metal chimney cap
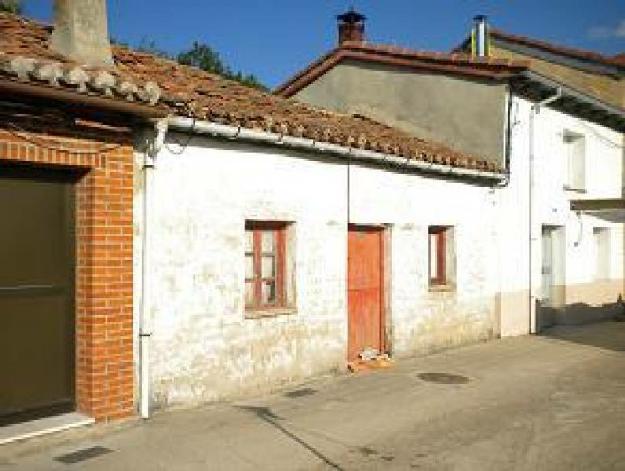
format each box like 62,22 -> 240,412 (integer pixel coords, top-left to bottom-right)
473,15 -> 488,22
337,8 -> 366,23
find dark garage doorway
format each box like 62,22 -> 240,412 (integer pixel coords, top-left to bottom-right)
0,165 -> 77,426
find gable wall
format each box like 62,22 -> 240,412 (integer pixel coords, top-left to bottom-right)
293,59 -> 508,167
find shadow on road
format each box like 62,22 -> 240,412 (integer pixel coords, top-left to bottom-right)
540,320 -> 625,352
236,405 -> 344,470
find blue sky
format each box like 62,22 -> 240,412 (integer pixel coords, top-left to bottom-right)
23,1 -> 625,88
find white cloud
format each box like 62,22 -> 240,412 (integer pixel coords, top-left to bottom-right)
588,19 -> 625,39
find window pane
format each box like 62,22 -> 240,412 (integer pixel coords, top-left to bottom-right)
429,233 -> 438,280
245,282 -> 255,306
262,255 -> 275,278
262,281 -> 276,305
245,254 -> 254,280
261,230 -> 275,254
245,230 -> 254,252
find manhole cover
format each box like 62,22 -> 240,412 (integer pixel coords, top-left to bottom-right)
55,446 -> 113,464
417,372 -> 470,384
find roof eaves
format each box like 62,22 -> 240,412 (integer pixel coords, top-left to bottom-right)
0,53 -> 164,112
514,70 -> 625,132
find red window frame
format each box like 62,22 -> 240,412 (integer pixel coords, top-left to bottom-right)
429,226 -> 447,286
245,221 -> 287,311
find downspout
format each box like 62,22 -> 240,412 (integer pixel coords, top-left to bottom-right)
528,88 -> 562,334
139,117 -> 169,419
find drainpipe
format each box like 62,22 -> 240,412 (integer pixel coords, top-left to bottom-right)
139,117 -> 169,419
528,88 -> 562,334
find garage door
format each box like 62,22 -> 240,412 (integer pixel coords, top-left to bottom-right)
0,166 -> 76,425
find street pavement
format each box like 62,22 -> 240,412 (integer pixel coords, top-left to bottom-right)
1,321 -> 624,470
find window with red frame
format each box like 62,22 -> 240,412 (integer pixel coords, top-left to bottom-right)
245,221 -> 287,311
429,226 -> 449,286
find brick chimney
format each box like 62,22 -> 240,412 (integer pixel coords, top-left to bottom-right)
49,0 -> 114,67
337,8 -> 366,45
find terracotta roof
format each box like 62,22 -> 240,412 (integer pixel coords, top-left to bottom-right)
275,41 -> 529,97
0,14 -> 163,107
612,53 -> 625,66
456,28 -> 625,70
0,12 -> 501,173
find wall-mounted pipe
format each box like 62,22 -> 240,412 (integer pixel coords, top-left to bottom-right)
139,118 -> 169,420
167,117 -> 506,183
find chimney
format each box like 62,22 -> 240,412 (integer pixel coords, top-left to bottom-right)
49,0 -> 114,67
337,8 -> 366,46
472,15 -> 489,57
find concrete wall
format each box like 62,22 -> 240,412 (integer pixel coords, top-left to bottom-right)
499,96 -> 624,335
293,59 -> 508,167
134,137 -> 500,409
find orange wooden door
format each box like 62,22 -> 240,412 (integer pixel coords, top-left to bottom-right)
347,225 -> 384,361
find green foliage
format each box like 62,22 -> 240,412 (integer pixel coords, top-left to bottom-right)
177,41 -> 267,91
136,39 -> 171,59
0,0 -> 21,14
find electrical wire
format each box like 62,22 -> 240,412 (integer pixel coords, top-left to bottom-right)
164,118 -> 196,155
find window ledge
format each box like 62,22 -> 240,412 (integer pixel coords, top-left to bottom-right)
429,284 -> 456,293
563,186 -> 587,194
245,307 -> 297,319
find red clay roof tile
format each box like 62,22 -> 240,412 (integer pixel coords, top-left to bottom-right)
0,12 -> 502,173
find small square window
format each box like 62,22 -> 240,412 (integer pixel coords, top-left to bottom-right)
245,221 -> 293,314
428,226 -> 455,289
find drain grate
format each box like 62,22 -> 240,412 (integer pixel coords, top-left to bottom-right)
417,372 -> 470,384
284,387 -> 317,398
54,446 -> 113,464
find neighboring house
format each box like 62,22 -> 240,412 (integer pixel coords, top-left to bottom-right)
0,2 -> 511,428
276,11 -> 625,336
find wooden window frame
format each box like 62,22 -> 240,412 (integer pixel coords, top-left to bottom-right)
245,221 -> 287,312
429,226 -> 448,287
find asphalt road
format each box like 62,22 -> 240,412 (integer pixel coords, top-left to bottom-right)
2,321 -> 624,470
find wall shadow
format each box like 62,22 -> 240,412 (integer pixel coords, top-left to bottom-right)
539,304 -> 625,352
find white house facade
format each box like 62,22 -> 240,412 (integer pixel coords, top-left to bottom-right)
500,96 -> 624,336
133,133 -> 503,409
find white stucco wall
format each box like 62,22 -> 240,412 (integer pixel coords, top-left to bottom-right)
134,136 -> 501,409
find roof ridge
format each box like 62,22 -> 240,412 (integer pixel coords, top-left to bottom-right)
461,27 -> 625,69
340,40 -> 530,67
